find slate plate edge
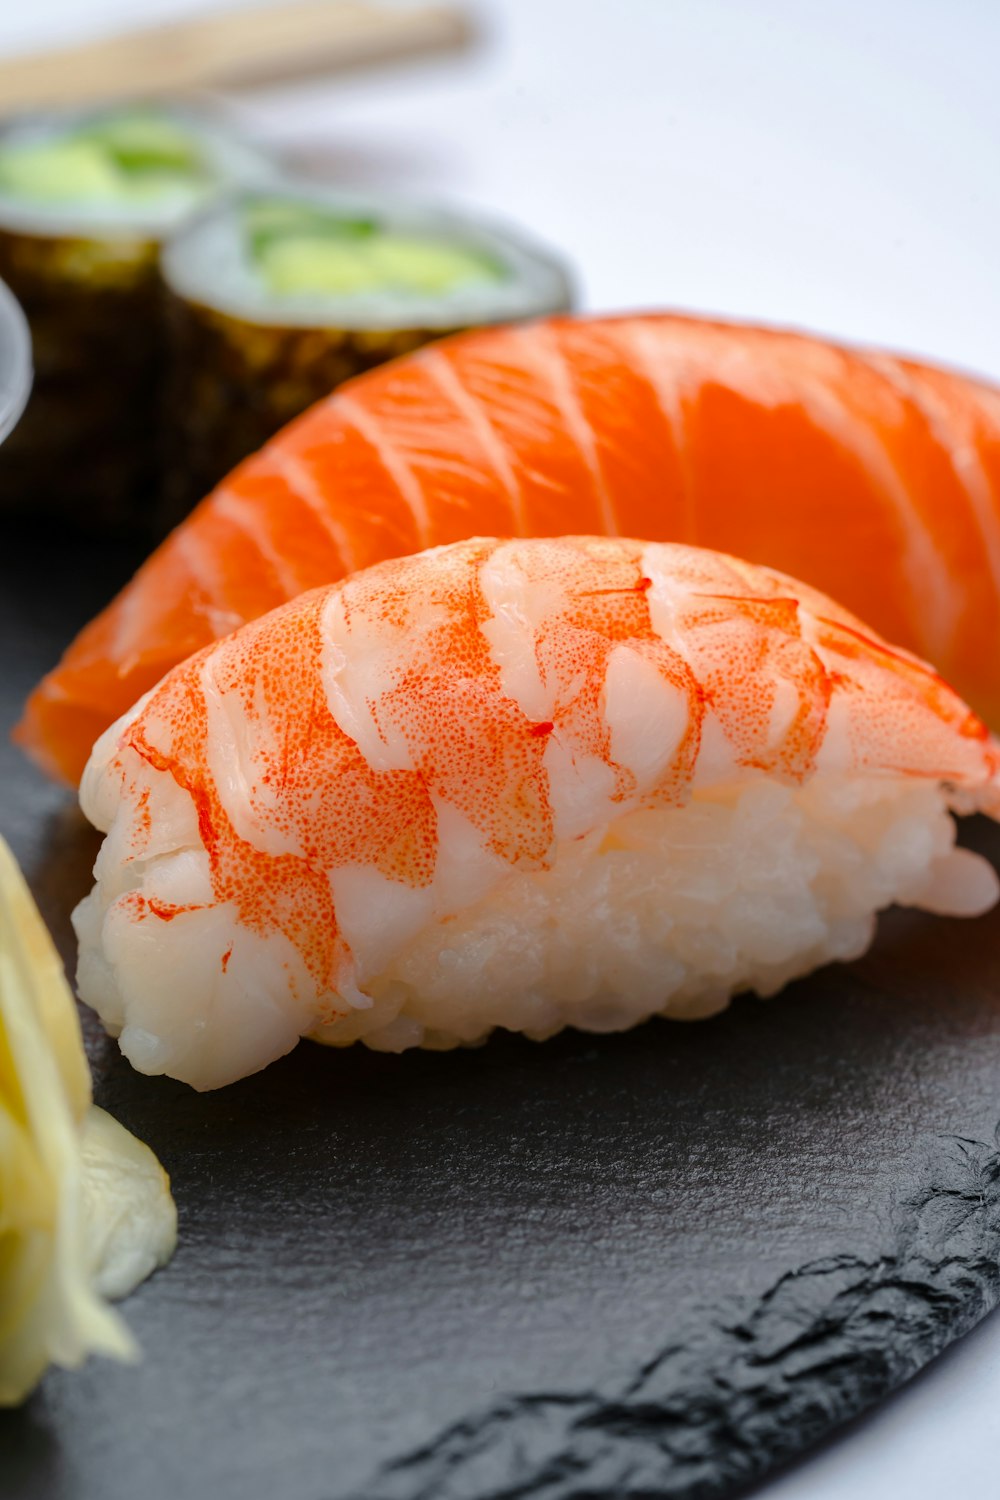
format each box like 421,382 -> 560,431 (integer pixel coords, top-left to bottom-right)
354,1127 -> 1000,1500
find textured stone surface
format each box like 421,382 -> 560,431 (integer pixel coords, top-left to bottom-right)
2,535 -> 1000,1500
356,1131 -> 1000,1499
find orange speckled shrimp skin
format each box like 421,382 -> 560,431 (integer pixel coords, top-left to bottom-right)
87,537 -> 1000,1046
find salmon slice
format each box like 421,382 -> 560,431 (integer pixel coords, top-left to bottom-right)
17,312 -> 1000,784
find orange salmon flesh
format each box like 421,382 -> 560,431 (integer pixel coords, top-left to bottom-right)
17,311 -> 1000,785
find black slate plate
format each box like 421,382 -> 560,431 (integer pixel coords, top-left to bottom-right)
3,535 -> 1000,1500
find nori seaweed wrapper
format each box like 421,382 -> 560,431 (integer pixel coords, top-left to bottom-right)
159,299 -> 478,530
0,226 -> 163,534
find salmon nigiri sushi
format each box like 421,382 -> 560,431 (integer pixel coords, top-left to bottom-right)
74,537 -> 1000,1091
18,312 -> 1000,785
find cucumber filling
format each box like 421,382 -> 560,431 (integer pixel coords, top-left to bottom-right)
0,112 -> 207,206
244,199 -> 508,298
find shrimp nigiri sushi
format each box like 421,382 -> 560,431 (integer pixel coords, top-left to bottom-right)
19,312 -> 1000,786
73,537 -> 1000,1091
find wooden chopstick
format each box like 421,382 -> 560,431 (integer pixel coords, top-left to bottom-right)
0,1 -> 473,116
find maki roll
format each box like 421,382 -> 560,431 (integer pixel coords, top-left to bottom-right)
0,276 -> 31,446
0,105 -> 270,532
158,186 -> 573,524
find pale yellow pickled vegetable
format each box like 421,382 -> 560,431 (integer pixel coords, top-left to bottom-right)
0,835 -> 176,1405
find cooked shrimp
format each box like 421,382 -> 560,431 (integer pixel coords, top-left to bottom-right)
74,538 -> 1000,1090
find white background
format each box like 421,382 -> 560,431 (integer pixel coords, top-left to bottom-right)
2,1 -> 1000,1494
